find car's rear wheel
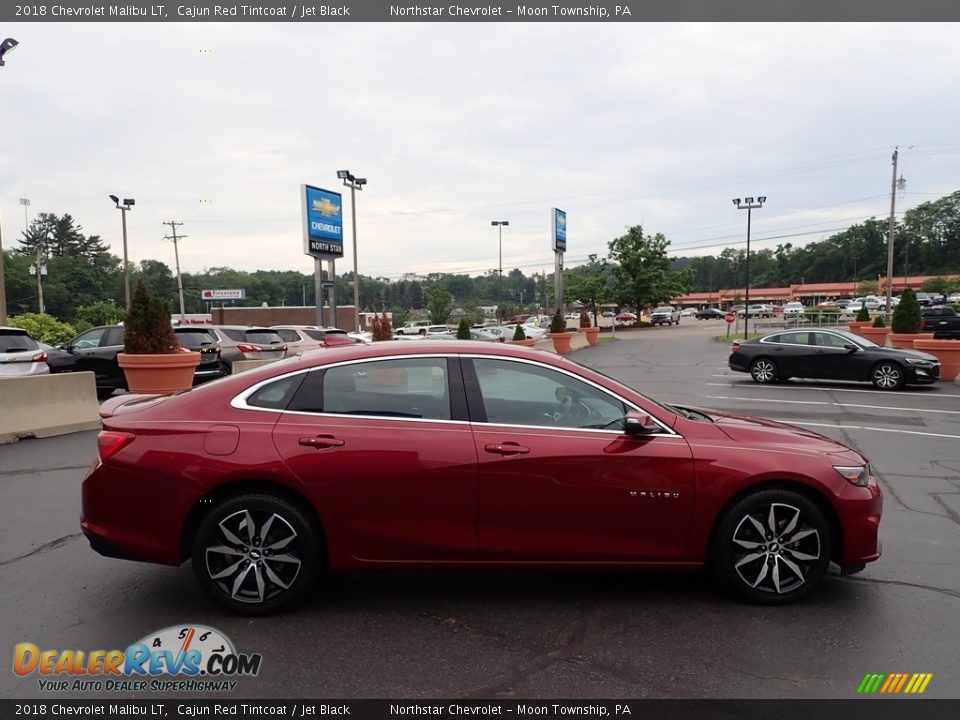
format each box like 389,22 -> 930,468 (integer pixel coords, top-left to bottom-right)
871,362 -> 904,391
713,489 -> 831,603
749,358 -> 777,384
192,493 -> 323,614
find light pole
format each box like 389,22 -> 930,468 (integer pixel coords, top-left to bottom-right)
109,195 -> 135,307
337,171 -> 367,332
0,38 -> 20,324
732,196 -> 766,340
491,221 -> 509,322
19,198 -> 30,232
884,150 -> 906,324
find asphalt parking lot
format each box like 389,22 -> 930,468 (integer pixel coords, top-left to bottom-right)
2,322 -> 958,700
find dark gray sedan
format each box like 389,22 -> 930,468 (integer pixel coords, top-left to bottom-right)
728,328 -> 940,390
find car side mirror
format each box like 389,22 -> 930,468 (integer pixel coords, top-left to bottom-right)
843,343 -> 859,352
624,410 -> 660,436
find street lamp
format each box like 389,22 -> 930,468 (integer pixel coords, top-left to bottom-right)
109,195 -> 135,307
732,196 -> 766,340
0,38 -> 19,324
19,198 -> 30,231
338,170 -> 367,332
491,221 -> 509,322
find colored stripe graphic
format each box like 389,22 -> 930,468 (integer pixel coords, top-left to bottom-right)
857,673 -> 932,694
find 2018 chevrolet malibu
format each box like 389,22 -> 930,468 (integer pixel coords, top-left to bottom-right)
82,341 -> 882,613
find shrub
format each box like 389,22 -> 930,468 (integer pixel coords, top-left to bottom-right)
511,324 -> 526,341
891,287 -> 921,333
123,280 -> 179,354
855,304 -> 870,322
549,309 -> 566,333
872,315 -> 886,328
75,300 -> 124,328
456,318 -> 471,340
579,311 -> 591,329
371,313 -> 392,342
379,311 -> 393,340
6,313 -> 76,346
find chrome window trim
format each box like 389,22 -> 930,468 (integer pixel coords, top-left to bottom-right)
462,354 -> 680,438
229,351 -> 681,437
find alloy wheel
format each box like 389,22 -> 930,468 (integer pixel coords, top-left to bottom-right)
750,359 -> 777,384
730,503 -> 821,595
872,363 -> 902,390
204,509 -> 302,605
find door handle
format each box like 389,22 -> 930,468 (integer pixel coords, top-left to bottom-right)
484,442 -> 530,456
298,435 -> 345,449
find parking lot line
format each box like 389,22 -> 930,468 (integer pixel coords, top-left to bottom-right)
706,395 -> 828,405
705,382 -> 960,399
705,394 -> 960,415
790,421 -> 960,441
836,402 -> 960,415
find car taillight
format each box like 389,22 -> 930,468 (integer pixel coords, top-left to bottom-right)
97,431 -> 135,461
32,351 -> 47,362
237,343 -> 262,352
731,342 -> 741,352
281,345 -> 288,353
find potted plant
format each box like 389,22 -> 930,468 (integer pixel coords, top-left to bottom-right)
860,314 -> 891,346
580,311 -> 600,346
546,309 -> 574,355
847,303 -> 872,336
456,318 -> 471,340
117,280 -> 200,394
889,288 -> 933,349
509,323 -> 535,347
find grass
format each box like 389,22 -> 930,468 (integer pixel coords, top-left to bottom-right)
596,336 -> 617,345
715,333 -> 765,343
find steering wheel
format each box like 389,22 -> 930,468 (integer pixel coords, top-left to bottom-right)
551,388 -> 591,426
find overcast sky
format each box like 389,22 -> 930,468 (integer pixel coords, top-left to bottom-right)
2,22 -> 959,281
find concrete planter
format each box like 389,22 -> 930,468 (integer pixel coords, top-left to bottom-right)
546,332 -> 574,355
582,327 -> 600,346
912,339 -> 960,382
888,332 -> 934,349
859,327 -> 891,346
508,339 -> 536,347
847,321 -> 872,337
118,351 -> 200,394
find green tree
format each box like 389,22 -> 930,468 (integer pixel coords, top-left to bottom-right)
426,286 -> 453,324
855,280 -> 880,296
565,254 -> 613,324
7,313 -> 77,345
123,280 -> 179,354
608,226 -> 690,312
456,318 -> 471,339
920,277 -> 950,295
891,287 -> 922,333
75,300 -> 125,327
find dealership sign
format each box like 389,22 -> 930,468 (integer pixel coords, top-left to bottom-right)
552,208 -> 566,253
201,289 -> 245,300
302,184 -> 344,259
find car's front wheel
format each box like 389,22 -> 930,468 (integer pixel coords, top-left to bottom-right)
713,489 -> 831,603
192,493 -> 323,614
749,358 -> 778,384
871,362 -> 904,391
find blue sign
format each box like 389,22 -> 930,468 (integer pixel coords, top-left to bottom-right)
301,185 -> 344,258
552,208 -> 567,253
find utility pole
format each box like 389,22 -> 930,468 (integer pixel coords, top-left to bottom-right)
163,221 -> 188,323
0,214 -> 6,325
884,149 -> 899,325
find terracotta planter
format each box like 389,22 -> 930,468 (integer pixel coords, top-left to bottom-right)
912,339 -> 960,382
847,321 -> 872,336
508,339 -> 536,347
546,332 -> 574,355
118,352 -> 201,394
582,326 -> 600,346
859,327 -> 891,346
888,332 -> 934,349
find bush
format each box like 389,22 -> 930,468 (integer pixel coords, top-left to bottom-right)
456,318 -> 471,340
855,304 -> 870,322
872,315 -> 886,328
579,311 -> 591,329
549,309 -> 566,333
75,300 -> 124,328
371,312 -> 393,342
6,313 -> 76,346
512,324 -> 526,341
891,287 -> 921,333
123,280 -> 179,354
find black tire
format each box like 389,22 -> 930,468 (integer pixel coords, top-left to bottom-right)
749,358 -> 778,384
712,489 -> 831,604
675,318 -> 680,325
871,361 -> 904,391
192,493 -> 323,615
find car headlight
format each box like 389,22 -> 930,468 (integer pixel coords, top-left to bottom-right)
904,357 -> 934,366
834,465 -> 871,487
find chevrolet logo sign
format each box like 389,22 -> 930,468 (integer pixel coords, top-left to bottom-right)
313,197 -> 340,217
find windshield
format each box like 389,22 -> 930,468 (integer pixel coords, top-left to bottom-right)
244,331 -> 285,345
0,332 -> 39,352
176,329 -> 218,349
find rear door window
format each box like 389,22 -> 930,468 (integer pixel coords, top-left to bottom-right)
0,331 -> 38,352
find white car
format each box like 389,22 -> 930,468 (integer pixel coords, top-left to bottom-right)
680,308 -> 696,317
394,320 -> 431,336
271,325 -> 354,352
0,327 -> 50,378
783,302 -> 805,317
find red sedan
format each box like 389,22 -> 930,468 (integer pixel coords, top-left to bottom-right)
82,341 -> 881,613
